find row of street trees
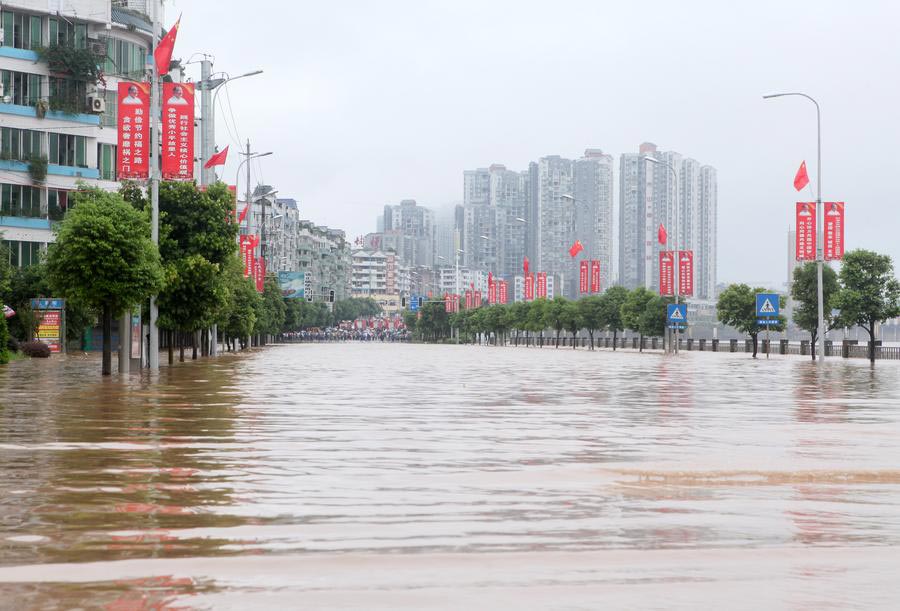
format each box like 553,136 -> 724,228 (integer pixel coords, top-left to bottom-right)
402,249 -> 899,364
0,183 -> 385,375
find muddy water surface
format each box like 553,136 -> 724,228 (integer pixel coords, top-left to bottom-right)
1,344 -> 899,609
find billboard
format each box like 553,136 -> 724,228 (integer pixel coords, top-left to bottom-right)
824,202 -> 845,261
659,251 -> 674,296
117,82 -> 150,179
796,202 -> 816,261
278,271 -> 306,299
678,250 -> 694,297
161,82 -> 195,180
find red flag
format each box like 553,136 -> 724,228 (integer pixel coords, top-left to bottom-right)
238,203 -> 250,224
568,240 -> 584,258
658,224 -> 667,245
204,145 -> 229,169
794,161 -> 810,191
154,16 -> 181,75
523,256 -> 530,275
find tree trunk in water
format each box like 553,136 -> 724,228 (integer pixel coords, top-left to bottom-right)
572,332 -> 577,349
589,331 -> 594,350
613,330 -> 618,351
101,304 -> 112,376
869,324 -> 876,364
639,334 -> 644,353
168,330 -> 174,365
752,334 -> 758,358
192,330 -> 198,360
179,331 -> 185,362
810,331 -> 817,361
555,330 -> 561,348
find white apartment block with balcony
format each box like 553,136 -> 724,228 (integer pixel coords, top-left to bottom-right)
0,0 -> 162,267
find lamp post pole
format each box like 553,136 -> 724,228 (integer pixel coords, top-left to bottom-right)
763,92 -> 825,362
641,157 -> 679,354
148,2 -> 161,371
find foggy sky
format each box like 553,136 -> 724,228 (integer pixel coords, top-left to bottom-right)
173,0 -> 900,287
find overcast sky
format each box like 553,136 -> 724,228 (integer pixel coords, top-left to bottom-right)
172,0 -> 900,286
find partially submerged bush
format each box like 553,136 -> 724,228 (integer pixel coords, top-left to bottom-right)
20,341 -> 51,358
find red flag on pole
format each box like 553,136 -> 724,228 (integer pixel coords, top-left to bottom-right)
523,256 -> 530,275
238,203 -> 250,224
154,15 -> 181,75
204,145 -> 229,169
658,224 -> 668,245
794,161 -> 810,191
568,240 -> 584,258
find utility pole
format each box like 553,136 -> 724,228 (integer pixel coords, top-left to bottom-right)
148,0 -> 161,371
199,56 -> 217,356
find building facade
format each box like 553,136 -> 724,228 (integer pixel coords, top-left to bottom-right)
0,0 -> 161,267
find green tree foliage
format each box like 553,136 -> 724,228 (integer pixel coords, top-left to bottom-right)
600,286 -> 629,350
418,301 -> 451,342
46,187 -> 164,375
0,250 -> 10,363
640,295 -> 672,340
833,249 -> 900,364
158,254 -> 228,360
218,260 -> 259,350
577,295 -> 603,349
621,287 -> 654,352
561,300 -> 582,349
791,262 -> 839,360
254,275 -> 287,340
506,301 -> 530,346
543,297 -> 569,348
526,299 -> 548,346
484,304 -> 509,345
333,297 -> 382,322
717,284 -> 785,358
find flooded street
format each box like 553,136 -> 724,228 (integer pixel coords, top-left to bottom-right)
1,344 -> 900,609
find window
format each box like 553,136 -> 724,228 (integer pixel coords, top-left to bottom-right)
1,11 -> 42,50
97,143 -> 116,180
101,89 -> 119,127
1,127 -> 42,161
1,183 -> 42,218
48,189 -> 69,221
1,240 -> 44,267
0,70 -> 41,106
48,134 -> 86,168
104,38 -> 148,79
49,77 -> 87,113
47,18 -> 86,49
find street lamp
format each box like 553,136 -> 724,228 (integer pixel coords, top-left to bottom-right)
197,68 -> 264,186
642,156 -> 680,354
763,92 -> 825,362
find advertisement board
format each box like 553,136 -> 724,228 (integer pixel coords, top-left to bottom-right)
278,271 -> 306,299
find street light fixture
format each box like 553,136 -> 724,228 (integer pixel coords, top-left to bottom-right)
642,156 -> 680,355
763,92 -> 825,362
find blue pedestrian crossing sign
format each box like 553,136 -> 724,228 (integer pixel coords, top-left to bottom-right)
667,304 -> 687,329
756,293 -> 779,326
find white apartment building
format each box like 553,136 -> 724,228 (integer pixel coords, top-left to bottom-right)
0,0 -> 161,266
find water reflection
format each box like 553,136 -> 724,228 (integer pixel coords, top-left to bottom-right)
0,345 -> 899,607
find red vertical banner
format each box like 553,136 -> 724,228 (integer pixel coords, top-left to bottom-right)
524,275 -> 534,301
117,82 -> 150,179
255,257 -> 265,293
659,251 -> 674,296
678,250 -> 694,296
824,202 -> 845,261
240,235 -> 252,278
474,290 -> 482,307
499,280 -> 508,304
488,279 -> 496,305
537,272 -> 547,298
590,260 -> 601,293
579,260 -> 589,294
161,83 -> 195,179
444,293 -> 452,313
465,290 -> 473,310
796,202 -> 817,261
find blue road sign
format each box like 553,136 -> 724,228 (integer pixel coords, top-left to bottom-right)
756,293 -> 779,317
667,304 -> 687,329
409,294 -> 419,311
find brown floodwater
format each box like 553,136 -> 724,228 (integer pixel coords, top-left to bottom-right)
1,344 -> 899,609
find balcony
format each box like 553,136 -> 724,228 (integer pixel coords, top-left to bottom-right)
0,102 -> 100,125
0,158 -> 99,179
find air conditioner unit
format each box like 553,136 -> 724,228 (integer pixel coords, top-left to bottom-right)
87,94 -> 105,113
88,40 -> 106,56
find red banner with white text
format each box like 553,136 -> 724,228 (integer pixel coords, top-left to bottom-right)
590,260 -> 601,293
161,82 -> 195,180
796,202 -> 816,261
498,280 -> 508,304
474,290 -> 482,307
659,251 -> 674,296
579,260 -> 589,294
117,82 -> 150,179
824,202 -> 845,261
525,275 -> 534,301
537,272 -> 547,299
488,280 -> 496,305
465,290 -> 473,310
240,235 -> 252,278
255,256 -> 265,293
678,250 -> 694,297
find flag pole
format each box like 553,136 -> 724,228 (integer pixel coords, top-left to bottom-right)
148,2 -> 160,371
